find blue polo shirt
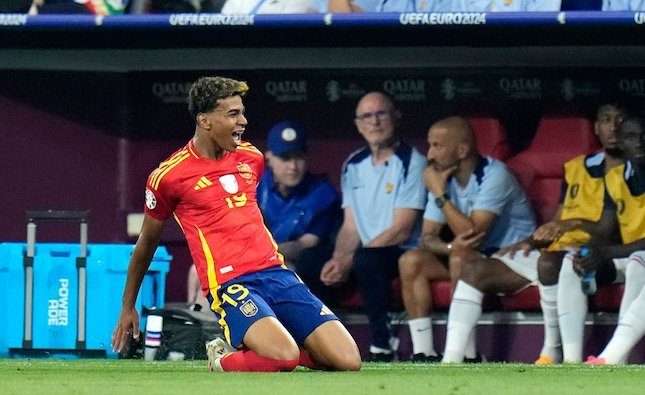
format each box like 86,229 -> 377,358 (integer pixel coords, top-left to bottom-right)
424,156 -> 536,251
341,142 -> 427,249
258,171 -> 340,244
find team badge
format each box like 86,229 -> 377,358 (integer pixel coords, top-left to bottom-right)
145,188 -> 157,210
385,182 -> 394,194
240,300 -> 258,317
281,127 -> 297,141
237,162 -> 253,181
570,183 -> 579,199
219,174 -> 239,194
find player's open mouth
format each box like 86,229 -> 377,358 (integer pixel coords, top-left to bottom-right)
232,131 -> 244,144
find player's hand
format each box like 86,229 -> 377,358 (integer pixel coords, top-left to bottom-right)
452,229 -> 485,250
111,306 -> 140,353
532,221 -> 562,243
497,239 -> 532,259
572,247 -> 603,275
320,258 -> 351,286
423,162 -> 457,196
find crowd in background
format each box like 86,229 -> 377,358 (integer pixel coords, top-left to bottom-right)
1,0 -> 645,15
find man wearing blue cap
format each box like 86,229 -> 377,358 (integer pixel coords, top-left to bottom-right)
257,121 -> 341,305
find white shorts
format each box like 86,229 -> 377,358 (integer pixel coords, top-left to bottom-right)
492,250 -> 541,283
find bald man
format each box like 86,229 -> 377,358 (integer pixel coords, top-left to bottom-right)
320,91 -> 427,362
398,116 -> 536,362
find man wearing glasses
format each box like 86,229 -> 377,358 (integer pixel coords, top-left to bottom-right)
320,91 -> 427,362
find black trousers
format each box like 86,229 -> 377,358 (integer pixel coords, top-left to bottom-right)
353,246 -> 405,350
293,242 -> 338,307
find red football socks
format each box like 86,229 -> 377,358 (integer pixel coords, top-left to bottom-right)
220,350 -> 299,372
298,349 -> 320,370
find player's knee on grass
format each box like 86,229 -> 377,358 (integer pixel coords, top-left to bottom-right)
333,352 -> 362,371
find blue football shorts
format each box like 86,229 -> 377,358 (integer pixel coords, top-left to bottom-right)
207,266 -> 338,348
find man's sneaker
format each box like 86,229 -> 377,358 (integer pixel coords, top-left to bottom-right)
534,355 -> 556,366
585,355 -> 607,365
464,353 -> 485,363
411,353 -> 442,363
366,352 -> 394,362
206,338 -> 234,372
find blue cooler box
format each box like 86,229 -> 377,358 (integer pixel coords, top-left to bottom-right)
0,243 -> 171,358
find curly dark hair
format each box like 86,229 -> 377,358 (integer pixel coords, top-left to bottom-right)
188,77 -> 249,119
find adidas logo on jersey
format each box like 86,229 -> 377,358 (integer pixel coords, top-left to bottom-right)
320,305 -> 333,316
194,176 -> 213,190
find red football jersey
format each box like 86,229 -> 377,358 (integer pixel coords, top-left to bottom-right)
144,140 -> 283,294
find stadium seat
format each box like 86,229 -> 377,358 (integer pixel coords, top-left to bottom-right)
591,283 -> 624,312
336,278 -> 404,312
431,280 -> 453,310
468,117 -> 512,161
500,285 -> 540,311
506,115 -> 599,224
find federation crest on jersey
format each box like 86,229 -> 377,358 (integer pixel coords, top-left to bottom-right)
237,162 -> 253,180
145,188 -> 157,209
240,300 -> 258,317
219,174 -> 239,194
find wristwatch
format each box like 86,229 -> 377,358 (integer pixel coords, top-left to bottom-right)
434,192 -> 450,209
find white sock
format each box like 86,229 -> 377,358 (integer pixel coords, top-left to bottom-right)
557,255 -> 587,363
465,330 -> 477,359
442,281 -> 483,363
599,259 -> 645,364
599,285 -> 645,363
619,255 -> 645,319
539,283 -> 562,360
408,317 -> 436,356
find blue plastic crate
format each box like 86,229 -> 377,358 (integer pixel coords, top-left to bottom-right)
0,243 -> 171,358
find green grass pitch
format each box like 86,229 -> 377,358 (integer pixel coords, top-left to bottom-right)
1,359 -> 644,395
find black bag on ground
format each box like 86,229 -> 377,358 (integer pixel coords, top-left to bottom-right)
143,303 -> 223,360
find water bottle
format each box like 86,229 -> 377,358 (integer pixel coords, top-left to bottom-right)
578,246 -> 597,295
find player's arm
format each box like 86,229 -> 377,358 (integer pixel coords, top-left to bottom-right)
278,234 -> 320,262
425,160 -> 494,236
112,214 -> 165,352
321,207 -> 360,286
419,219 -> 452,255
368,208 -> 420,247
331,207 -> 361,264
443,204 -> 496,238
599,237 -> 645,261
589,201 -> 636,260
556,190 -> 619,241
